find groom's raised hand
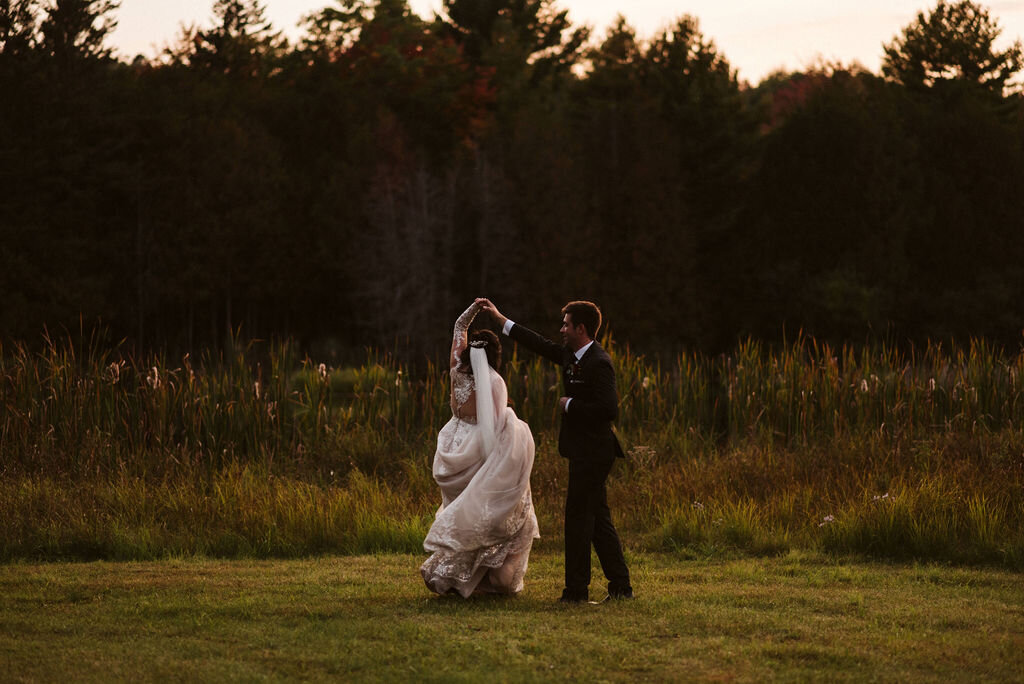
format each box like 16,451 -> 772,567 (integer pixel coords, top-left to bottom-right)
476,298 -> 508,328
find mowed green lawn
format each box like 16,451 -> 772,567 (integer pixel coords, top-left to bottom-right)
1,551 -> 1021,682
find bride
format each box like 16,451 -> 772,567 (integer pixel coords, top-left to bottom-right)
420,301 -> 540,597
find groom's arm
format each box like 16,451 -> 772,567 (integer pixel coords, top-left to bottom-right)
507,321 -> 564,365
478,298 -> 563,364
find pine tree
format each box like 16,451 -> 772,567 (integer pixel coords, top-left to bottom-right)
0,0 -> 39,61
38,0 -> 118,67
882,0 -> 1023,95
180,0 -> 283,77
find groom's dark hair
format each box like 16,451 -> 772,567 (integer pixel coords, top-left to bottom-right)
460,329 -> 502,372
562,301 -> 602,339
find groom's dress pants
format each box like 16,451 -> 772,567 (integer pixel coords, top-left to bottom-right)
564,453 -> 630,594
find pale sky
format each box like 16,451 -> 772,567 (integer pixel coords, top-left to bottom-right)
110,0 -> 1024,84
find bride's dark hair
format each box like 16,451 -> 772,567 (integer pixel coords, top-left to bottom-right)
459,329 -> 502,373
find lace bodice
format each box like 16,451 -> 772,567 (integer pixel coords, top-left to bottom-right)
450,366 -> 474,417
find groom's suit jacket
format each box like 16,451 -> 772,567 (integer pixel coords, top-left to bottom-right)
509,323 -> 625,461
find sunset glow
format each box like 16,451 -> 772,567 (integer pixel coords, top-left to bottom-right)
110,0 -> 1024,83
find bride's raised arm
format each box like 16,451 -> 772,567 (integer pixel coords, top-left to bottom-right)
451,301 -> 482,369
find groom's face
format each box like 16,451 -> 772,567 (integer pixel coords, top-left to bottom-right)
561,314 -> 586,350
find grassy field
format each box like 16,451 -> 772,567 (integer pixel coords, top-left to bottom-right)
3,330 -> 1022,680
2,551 -> 1022,682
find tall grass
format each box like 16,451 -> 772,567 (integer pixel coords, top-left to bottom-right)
0,333 -> 446,479
0,465 -> 432,560
1,333 -> 1022,565
613,335 -> 1024,444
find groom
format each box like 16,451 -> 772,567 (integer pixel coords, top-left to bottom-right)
478,298 -> 633,603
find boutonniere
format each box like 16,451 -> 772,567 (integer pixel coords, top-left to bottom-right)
566,360 -> 581,379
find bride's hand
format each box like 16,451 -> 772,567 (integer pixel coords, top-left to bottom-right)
476,298 -> 507,327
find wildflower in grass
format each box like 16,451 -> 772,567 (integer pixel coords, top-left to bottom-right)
860,379 -> 869,393
692,501 -> 705,511
872,493 -> 890,502
146,366 -> 160,389
395,369 -> 402,387
105,361 -> 123,384
642,376 -> 651,390
318,363 -> 327,381
818,514 -> 835,527
254,381 -> 261,400
629,445 -> 657,469
928,378 -> 936,392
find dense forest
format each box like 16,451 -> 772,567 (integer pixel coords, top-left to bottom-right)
2,0 -> 1023,359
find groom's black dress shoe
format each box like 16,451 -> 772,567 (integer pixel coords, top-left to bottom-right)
558,589 -> 588,603
601,587 -> 634,602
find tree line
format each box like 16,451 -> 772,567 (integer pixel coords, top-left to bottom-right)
1,0 -> 1022,359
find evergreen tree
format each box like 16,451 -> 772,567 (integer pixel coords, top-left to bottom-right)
438,0 -> 587,87
0,0 -> 39,61
882,0 -> 1023,95
643,16 -> 756,348
38,0 -> 118,68
174,0 -> 283,77
296,0 -> 371,59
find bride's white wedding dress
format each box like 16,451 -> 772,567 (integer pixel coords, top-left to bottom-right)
420,303 -> 539,597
